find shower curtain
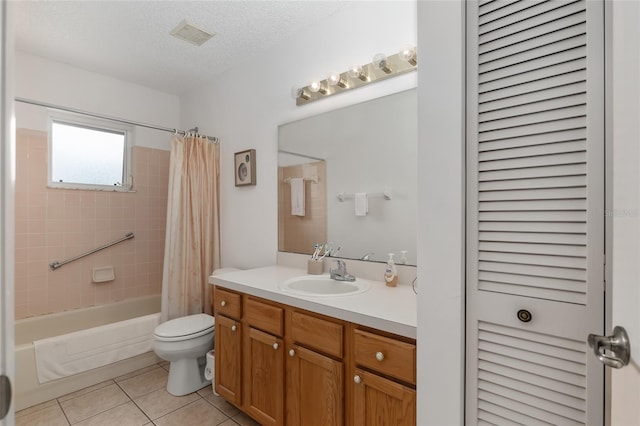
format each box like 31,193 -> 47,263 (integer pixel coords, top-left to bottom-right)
161,134 -> 220,321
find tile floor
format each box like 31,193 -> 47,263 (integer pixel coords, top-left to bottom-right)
16,362 -> 261,426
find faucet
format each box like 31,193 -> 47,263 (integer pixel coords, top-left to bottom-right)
360,252 -> 375,261
330,260 -> 355,282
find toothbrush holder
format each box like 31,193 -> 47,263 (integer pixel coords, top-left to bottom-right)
307,259 -> 324,275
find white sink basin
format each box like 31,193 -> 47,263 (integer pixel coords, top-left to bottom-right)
279,274 -> 371,297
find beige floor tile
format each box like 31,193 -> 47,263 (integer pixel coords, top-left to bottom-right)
58,380 -> 115,402
133,387 -> 199,420
16,399 -> 59,418
217,419 -> 239,426
158,361 -> 170,371
117,367 -> 168,398
231,411 -> 261,426
15,401 -> 69,426
198,387 -> 240,417
153,399 -> 228,426
59,383 -> 130,424
73,402 -> 149,426
115,365 -> 162,383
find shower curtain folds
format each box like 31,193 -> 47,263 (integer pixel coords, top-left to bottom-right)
161,135 -> 220,321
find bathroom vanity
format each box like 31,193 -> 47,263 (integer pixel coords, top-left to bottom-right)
209,265 -> 417,426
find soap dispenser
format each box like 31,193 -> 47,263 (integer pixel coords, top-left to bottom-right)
384,253 -> 398,287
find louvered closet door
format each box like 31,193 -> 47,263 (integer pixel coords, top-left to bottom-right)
466,1 -> 605,425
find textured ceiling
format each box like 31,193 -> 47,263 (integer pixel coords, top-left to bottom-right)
15,1 -> 348,95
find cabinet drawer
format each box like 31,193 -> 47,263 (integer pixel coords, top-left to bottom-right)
291,311 -> 344,358
214,288 -> 242,319
245,297 -> 284,337
353,329 -> 416,385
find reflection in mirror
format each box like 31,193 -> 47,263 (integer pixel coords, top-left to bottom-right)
278,89 -> 417,265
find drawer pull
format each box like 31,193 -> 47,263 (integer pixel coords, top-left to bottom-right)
220,300 -> 227,307
376,351 -> 385,362
289,349 -> 296,357
273,343 -> 279,350
353,375 -> 362,384
231,325 -> 237,332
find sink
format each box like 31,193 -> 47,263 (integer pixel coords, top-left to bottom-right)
279,274 -> 371,297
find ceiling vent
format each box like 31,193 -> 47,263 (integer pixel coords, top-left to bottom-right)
170,20 -> 215,46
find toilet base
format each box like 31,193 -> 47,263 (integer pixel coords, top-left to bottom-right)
166,355 -> 211,396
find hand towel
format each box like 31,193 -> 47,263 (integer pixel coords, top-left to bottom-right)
355,192 -> 368,216
290,178 -> 305,216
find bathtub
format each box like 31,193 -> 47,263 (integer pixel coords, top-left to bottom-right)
15,295 -> 161,411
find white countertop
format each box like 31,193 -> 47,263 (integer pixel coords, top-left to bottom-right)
208,265 -> 417,339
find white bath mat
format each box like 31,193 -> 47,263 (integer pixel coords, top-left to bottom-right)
34,312 -> 160,383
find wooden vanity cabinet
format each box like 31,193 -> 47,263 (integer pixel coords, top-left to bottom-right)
213,287 -> 416,426
243,297 -> 285,426
351,328 -> 417,426
352,368 -> 416,426
286,310 -> 345,426
214,288 -> 243,406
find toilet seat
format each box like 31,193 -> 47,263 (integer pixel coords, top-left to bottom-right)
154,313 -> 215,342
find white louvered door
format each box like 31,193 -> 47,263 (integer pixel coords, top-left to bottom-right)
466,1 -> 605,424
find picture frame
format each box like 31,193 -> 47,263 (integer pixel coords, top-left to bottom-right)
234,149 -> 256,186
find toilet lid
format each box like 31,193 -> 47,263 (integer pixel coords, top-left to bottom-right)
154,314 -> 215,340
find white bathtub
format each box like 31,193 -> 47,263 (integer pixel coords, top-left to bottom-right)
15,295 -> 161,411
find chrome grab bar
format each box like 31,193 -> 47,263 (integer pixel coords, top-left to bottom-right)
49,232 -> 135,271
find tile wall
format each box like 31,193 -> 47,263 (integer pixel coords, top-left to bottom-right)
277,161 -> 327,255
14,129 -> 170,319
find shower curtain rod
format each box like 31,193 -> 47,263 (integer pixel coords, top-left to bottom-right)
15,97 -> 220,143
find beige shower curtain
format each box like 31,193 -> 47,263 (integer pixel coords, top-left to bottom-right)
161,134 -> 220,321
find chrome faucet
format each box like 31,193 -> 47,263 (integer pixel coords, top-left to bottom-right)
330,260 -> 355,282
360,252 -> 375,261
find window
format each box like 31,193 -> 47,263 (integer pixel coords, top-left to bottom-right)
48,114 -> 132,191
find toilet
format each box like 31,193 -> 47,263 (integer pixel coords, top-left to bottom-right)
153,313 -> 215,396
153,267 -> 240,396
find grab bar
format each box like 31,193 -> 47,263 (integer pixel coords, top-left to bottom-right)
49,232 -> 135,271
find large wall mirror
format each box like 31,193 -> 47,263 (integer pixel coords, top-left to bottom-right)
278,89 -> 417,265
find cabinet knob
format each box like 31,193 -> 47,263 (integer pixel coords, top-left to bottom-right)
353,375 -> 361,384
220,300 -> 227,307
289,349 -> 296,357
375,352 -> 385,362
273,343 -> 279,350
231,325 -> 237,332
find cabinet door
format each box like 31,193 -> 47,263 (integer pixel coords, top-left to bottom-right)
287,344 -> 344,426
244,327 -> 284,426
352,368 -> 415,426
214,314 -> 242,405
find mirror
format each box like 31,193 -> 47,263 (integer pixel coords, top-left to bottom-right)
278,89 -> 417,265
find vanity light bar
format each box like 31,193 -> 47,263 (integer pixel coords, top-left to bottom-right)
295,47 -> 417,106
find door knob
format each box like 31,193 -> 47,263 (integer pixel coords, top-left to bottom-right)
588,326 -> 631,369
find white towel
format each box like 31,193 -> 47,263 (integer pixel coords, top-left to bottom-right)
355,192 -> 368,216
290,178 -> 305,216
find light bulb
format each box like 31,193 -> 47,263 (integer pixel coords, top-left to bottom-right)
401,46 -> 417,66
347,65 -> 368,82
373,53 -> 392,74
309,80 -> 328,94
327,72 -> 348,89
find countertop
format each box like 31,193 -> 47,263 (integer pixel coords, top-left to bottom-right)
208,265 -> 417,339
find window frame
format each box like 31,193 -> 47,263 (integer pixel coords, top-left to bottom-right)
47,112 -> 134,192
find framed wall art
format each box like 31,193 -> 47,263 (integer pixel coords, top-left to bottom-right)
234,149 -> 256,186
